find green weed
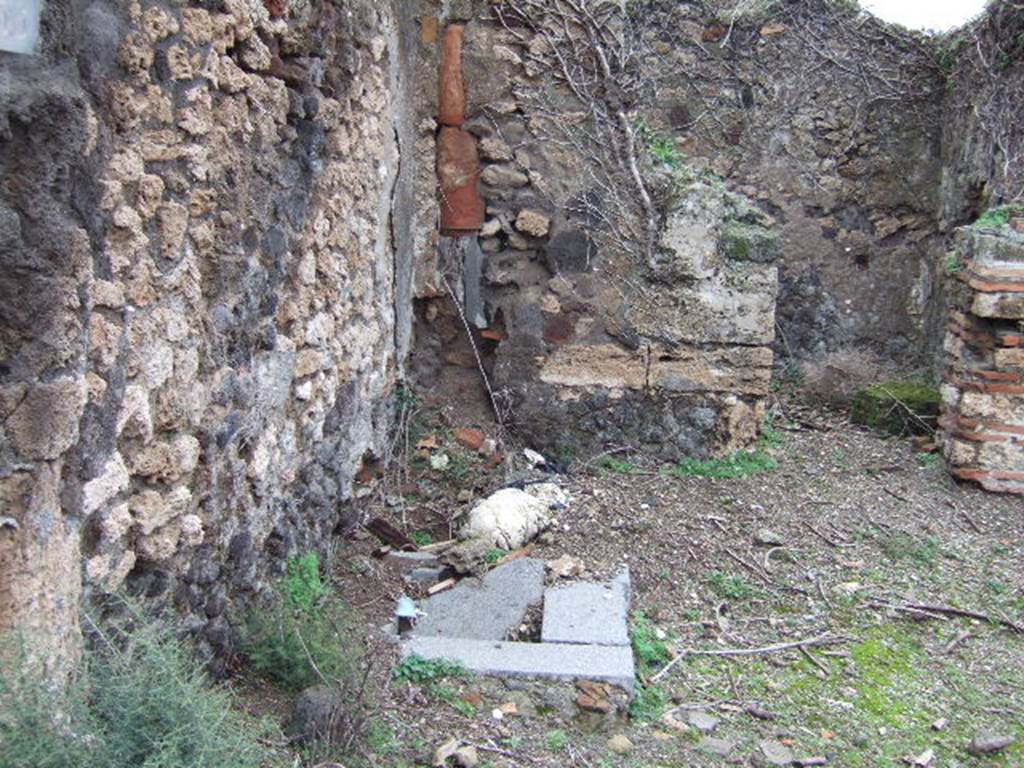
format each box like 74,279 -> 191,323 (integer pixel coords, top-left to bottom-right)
635,118 -> 684,170
365,720 -> 398,754
666,449 -> 778,480
706,570 -> 760,600
974,203 -> 1024,229
485,548 -> 506,564
629,682 -> 667,722
410,531 -> 433,547
599,455 -> 636,474
392,654 -> 467,685
942,252 -> 963,275
878,533 -> 941,566
284,552 -> 330,613
543,729 -> 569,752
759,418 -> 784,449
630,611 -> 671,671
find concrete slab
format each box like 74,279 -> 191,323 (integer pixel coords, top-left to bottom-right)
403,636 -> 635,692
541,569 -> 630,646
412,557 -> 545,641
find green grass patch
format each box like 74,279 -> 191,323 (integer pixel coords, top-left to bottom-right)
543,729 -> 569,752
629,611 -> 671,722
629,682 -> 667,722
706,570 -> 760,600
599,455 -> 636,474
484,548 -> 506,564
665,449 -> 778,480
365,719 -> 398,755
392,654 -> 468,685
630,611 -> 671,672
409,531 -> 433,547
877,532 -> 941,566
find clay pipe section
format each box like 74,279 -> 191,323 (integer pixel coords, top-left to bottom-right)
438,25 -> 466,127
438,127 -> 485,234
437,24 -> 483,235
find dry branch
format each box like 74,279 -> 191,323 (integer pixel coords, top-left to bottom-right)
652,633 -> 846,682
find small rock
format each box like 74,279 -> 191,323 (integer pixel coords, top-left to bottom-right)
478,438 -> 497,457
452,745 -> 478,767
515,209 -> 551,238
430,452 -> 450,471
931,718 -> 948,731
289,685 -> 345,744
758,739 -> 795,766
652,730 -> 674,741
606,735 -> 633,755
434,738 -> 459,766
906,748 -> 934,766
454,427 -> 486,451
967,731 -> 1016,755
547,553 -> 584,579
481,165 -> 529,188
660,710 -> 689,732
687,710 -> 720,733
698,736 -> 736,757
754,528 -> 785,546
745,704 -> 777,721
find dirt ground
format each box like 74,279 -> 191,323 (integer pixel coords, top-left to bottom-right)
242,395 -> 1024,768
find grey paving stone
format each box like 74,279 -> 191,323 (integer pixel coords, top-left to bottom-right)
698,737 -> 736,757
687,710 -> 720,733
412,557 -> 545,641
541,569 -> 630,646
402,636 -> 635,692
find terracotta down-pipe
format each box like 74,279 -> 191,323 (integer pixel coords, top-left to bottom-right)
437,24 -> 484,235
438,25 -> 466,128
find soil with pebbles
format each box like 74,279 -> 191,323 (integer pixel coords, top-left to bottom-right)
244,401 -> 1024,767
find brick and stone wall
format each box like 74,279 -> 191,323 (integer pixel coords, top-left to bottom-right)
939,223 -> 1024,494
0,0 -> 420,674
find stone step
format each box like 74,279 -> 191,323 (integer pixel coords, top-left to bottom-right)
541,568 -> 630,647
402,636 -> 635,693
412,557 -> 545,641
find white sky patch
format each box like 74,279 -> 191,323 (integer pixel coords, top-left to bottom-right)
860,0 -> 989,32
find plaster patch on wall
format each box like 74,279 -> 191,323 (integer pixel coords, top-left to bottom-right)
0,0 -> 41,54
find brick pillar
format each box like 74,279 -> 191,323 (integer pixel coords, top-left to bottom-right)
938,223 -> 1024,494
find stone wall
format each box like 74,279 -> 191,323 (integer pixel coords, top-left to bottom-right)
0,0 -> 418,674
409,1 -> 781,460
635,0 -> 947,363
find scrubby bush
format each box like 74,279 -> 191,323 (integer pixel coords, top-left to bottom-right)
243,553 -> 361,690
0,604 -> 282,768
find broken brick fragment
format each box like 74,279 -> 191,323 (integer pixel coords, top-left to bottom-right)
454,428 -> 486,451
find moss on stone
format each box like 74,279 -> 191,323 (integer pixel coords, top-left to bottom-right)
850,381 -> 940,436
719,221 -> 780,263
972,203 -> 1024,230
